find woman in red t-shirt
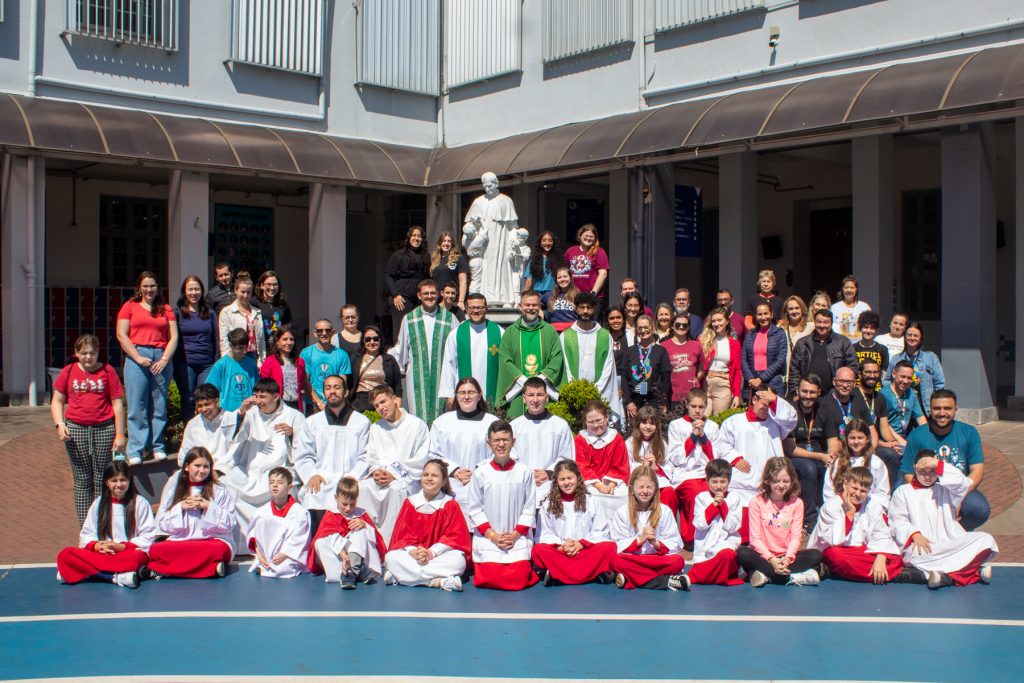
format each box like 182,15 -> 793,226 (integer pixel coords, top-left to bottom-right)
564,224 -> 609,315
116,271 -> 178,465
51,334 -> 127,525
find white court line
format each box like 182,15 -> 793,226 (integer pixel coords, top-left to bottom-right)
7,561 -> 1024,569
0,678 -> 914,683
0,609 -> 1021,627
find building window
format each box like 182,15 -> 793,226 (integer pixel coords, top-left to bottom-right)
99,196 -> 167,287
230,0 -> 325,77
542,0 -> 633,63
445,0 -> 522,89
356,0 -> 441,96
655,0 -> 765,32
66,0 -> 179,51
902,189 -> 941,319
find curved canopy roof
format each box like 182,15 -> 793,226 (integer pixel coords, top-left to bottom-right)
2,42 -> 1023,189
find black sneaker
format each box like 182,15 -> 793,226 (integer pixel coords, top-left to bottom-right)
892,566 -> 928,584
817,563 -> 830,581
340,573 -> 357,590
927,570 -> 954,590
595,571 -> 616,585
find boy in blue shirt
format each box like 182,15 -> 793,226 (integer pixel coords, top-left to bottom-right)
900,388 -> 988,530
206,328 -> 259,411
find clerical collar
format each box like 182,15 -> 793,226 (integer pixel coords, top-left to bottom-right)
520,318 -> 542,330
456,407 -> 485,421
526,410 -> 551,422
324,405 -> 353,426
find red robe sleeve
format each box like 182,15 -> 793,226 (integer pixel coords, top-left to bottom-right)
438,500 -> 472,557
306,512 -> 351,574
388,500 -> 420,552
574,435 -> 599,481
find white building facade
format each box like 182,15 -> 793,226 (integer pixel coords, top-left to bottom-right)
2,0 -> 1023,423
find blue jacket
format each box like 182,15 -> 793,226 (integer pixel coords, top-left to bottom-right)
885,349 -> 945,416
742,325 -> 787,395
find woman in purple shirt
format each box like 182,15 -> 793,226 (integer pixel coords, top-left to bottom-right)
173,276 -> 218,422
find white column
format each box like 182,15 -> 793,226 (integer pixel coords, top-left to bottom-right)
1014,118 -> 1024,403
646,163 -> 676,301
167,171 -> 210,288
426,192 -> 458,248
308,184 -> 347,335
719,152 -> 757,303
852,135 -> 894,320
940,125 -> 997,424
608,169 -> 630,294
1,154 -> 46,404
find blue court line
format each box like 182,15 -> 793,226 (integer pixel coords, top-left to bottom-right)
3,617 -> 1021,682
3,567 -> 1023,623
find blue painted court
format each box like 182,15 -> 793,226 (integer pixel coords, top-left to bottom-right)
2,564 -> 1022,681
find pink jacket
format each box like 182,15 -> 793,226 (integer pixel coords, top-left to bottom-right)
259,354 -> 307,401
702,337 -> 743,397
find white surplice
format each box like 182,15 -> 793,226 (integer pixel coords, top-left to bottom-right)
428,410 -> 498,507
293,409 -> 370,512
465,460 -> 536,565
692,490 -> 743,562
666,416 -> 721,484
246,498 -> 310,578
714,400 -> 798,504
511,411 -> 575,507
179,409 -> 240,470
360,411 -> 430,542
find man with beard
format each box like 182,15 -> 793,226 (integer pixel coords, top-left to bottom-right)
496,290 -> 563,419
560,292 -> 622,419
439,293 -> 503,407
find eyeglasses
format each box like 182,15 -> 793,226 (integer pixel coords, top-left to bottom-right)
314,329 -> 332,335
363,336 -> 380,343
673,323 -> 689,330
456,390 -> 479,397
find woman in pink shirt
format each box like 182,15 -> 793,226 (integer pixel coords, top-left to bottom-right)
564,224 -> 609,314
116,271 -> 178,465
737,457 -> 823,586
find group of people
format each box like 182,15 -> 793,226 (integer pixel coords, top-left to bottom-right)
50,235 -> 994,594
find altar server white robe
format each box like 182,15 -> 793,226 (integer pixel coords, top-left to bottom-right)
666,417 -> 720,484
466,460 -> 536,566
821,455 -> 891,511
156,481 -> 237,553
714,400 -> 797,504
692,490 -> 743,562
179,409 -> 240,470
293,409 -> 371,512
889,464 -> 998,574
536,495 -> 611,546
808,497 -> 899,555
360,412 -> 430,541
511,411 -> 575,507
221,404 -> 306,526
246,498 -> 310,578
429,410 -> 498,507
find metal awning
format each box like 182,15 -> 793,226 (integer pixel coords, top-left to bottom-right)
3,42 -> 1024,189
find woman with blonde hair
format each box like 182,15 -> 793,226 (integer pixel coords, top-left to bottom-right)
699,308 -> 742,415
778,295 -> 812,396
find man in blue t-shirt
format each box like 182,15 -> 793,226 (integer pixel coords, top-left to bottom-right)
900,388 -> 988,530
300,318 -> 353,412
206,328 -> 258,411
880,360 -> 928,443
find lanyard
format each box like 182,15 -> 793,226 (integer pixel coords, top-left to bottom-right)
858,388 -> 875,420
801,407 -> 816,439
632,344 -> 653,381
834,395 -> 852,423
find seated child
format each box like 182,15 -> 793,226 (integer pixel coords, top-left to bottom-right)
532,460 -> 617,586
56,461 -> 156,588
736,457 -> 823,587
466,420 -> 539,590
809,466 -> 916,584
384,458 -> 471,591
688,460 -> 743,586
626,406 -> 679,515
608,466 -> 687,591
667,389 -> 720,545
246,467 -> 310,578
575,400 -> 631,517
178,383 -> 240,471
889,449 -> 999,589
308,477 -> 387,589
821,419 -> 890,510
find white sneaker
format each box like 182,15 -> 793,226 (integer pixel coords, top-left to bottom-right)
215,562 -> 227,578
56,571 -> 67,584
151,451 -> 168,462
667,574 -> 691,591
113,571 -> 139,589
979,565 -> 992,585
383,570 -> 399,585
427,577 -> 444,589
127,456 -> 143,466
787,569 -> 821,586
749,570 -> 769,588
441,575 -> 463,592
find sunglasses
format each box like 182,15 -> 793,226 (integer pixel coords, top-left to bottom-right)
673,323 -> 689,329
363,336 -> 380,343
314,329 -> 332,335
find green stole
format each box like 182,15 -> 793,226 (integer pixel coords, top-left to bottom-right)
408,306 -> 454,425
561,326 -> 610,382
497,318 -> 564,419
456,320 -> 502,404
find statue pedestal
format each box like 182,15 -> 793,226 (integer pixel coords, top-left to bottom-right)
487,307 -> 521,326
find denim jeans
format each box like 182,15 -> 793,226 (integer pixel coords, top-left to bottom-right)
960,490 -> 991,531
124,346 -> 173,459
172,362 -> 213,423
790,455 -> 826,529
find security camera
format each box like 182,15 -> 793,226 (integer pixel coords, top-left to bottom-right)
769,26 -> 781,49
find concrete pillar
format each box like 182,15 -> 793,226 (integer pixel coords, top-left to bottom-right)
1013,118 -> 1024,404
719,152 -> 758,303
940,125 -> 997,424
1,154 -> 46,404
167,171 -> 210,288
308,184 -> 347,335
426,192 -> 458,248
608,169 -> 630,297
645,163 -> 676,302
852,135 -> 894,320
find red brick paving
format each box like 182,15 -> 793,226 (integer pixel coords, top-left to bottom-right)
2,427 -> 1023,564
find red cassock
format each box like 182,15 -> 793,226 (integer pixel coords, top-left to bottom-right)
57,543 -> 149,584
610,550 -> 686,590
822,545 -> 904,583
389,497 -> 472,558
147,540 -> 233,579
574,434 -> 631,485
688,548 -> 743,586
307,510 -> 388,574
532,541 -> 617,585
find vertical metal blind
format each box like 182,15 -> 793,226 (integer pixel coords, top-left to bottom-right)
542,0 -> 633,63
445,0 -> 522,89
66,0 -> 179,50
357,0 -> 441,96
655,0 -> 765,32
231,0 -> 324,76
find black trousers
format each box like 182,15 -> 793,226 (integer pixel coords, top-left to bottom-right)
737,546 -> 823,585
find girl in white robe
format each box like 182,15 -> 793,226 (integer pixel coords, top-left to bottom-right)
149,447 -> 237,579
821,419 -> 890,510
532,460 -> 617,585
626,406 -> 678,516
666,389 -> 721,545
56,461 -> 157,588
574,400 -> 631,517
247,467 -> 310,578
889,450 -> 998,588
384,458 -> 471,591
221,391 -> 305,528
466,420 -> 538,590
429,378 -> 498,508
293,403 -> 370,514
608,466 -> 687,590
